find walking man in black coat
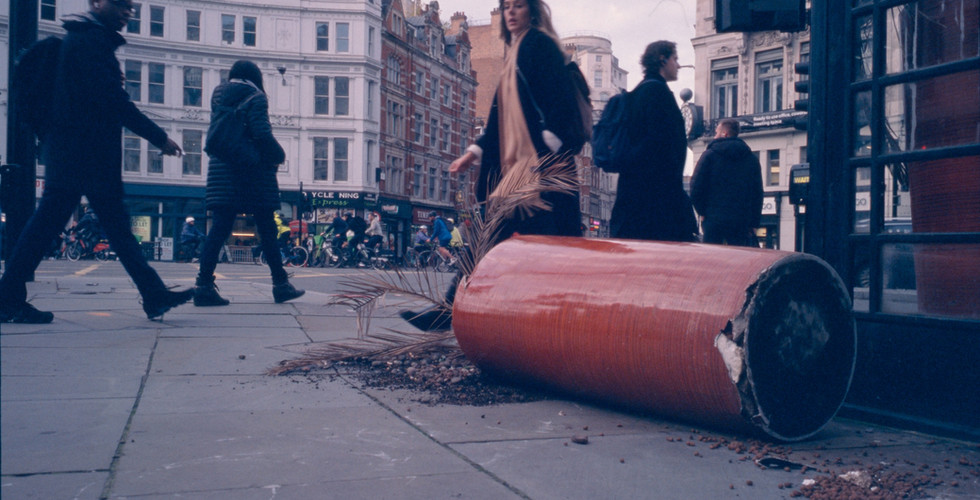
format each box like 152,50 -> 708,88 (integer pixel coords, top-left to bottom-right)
1,0 -> 192,323
690,118 -> 764,247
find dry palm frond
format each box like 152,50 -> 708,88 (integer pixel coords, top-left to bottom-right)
269,330 -> 459,375
269,152 -> 580,375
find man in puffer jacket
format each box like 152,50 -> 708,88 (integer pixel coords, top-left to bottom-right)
690,118 -> 764,247
1,0 -> 190,323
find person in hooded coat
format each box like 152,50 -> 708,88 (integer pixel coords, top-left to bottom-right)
690,118 -> 763,247
192,60 -> 304,306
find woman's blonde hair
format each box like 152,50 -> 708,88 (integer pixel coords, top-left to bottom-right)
499,0 -> 560,46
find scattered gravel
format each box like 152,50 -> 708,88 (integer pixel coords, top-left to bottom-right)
334,349 -> 547,406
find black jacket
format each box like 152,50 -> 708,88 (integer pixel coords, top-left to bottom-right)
44,13 -> 169,190
690,136 -> 763,228
205,80 -> 285,212
475,28 -> 584,204
610,75 -> 696,241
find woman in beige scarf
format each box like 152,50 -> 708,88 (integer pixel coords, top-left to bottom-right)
401,0 -> 586,332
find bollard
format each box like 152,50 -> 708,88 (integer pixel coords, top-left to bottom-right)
453,235 -> 856,441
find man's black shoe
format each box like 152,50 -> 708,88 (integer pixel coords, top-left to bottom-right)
0,302 -> 55,324
272,282 -> 305,303
142,288 -> 194,320
399,306 -> 452,331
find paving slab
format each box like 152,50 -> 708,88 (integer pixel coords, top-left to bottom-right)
0,471 -> 107,500
150,337 -> 308,376
1,398 -> 134,475
135,374 -> 369,414
110,407 -> 478,497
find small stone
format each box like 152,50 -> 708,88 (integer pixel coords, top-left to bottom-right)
571,435 -> 589,445
238,354 -> 246,360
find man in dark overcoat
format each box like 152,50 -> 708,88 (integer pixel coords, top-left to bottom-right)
1,0 -> 190,323
690,118 -> 764,247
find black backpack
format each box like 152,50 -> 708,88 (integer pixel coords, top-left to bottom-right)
592,79 -> 655,173
204,90 -> 263,167
13,36 -> 63,139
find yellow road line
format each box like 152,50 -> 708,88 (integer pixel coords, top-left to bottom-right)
74,264 -> 100,276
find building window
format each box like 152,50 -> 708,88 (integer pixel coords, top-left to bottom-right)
755,49 -> 783,113
125,60 -> 142,102
441,123 -> 450,152
40,0 -> 56,21
183,66 -> 202,107
388,101 -> 404,138
711,58 -> 738,119
148,149 -> 163,174
314,76 -> 329,115
316,23 -> 329,51
594,69 -> 603,88
413,113 -> 423,143
387,56 -> 401,85
127,3 -> 141,33
334,138 -> 349,182
182,130 -> 203,176
124,130 -> 141,173
148,63 -> 165,104
367,81 -> 377,120
313,137 -> 329,180
414,70 -> 424,94
429,77 -> 438,99
149,6 -> 164,37
413,163 -> 423,197
442,83 -> 451,106
428,167 -> 437,198
368,27 -> 376,57
221,14 -> 235,44
336,23 -> 350,52
766,149 -> 780,186
220,69 -> 230,83
430,119 -> 438,147
186,10 -> 200,41
243,16 -> 256,47
441,169 -> 449,201
335,77 -> 350,116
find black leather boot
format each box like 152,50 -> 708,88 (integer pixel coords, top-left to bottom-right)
142,288 -> 195,320
194,275 -> 230,307
399,305 -> 452,331
272,281 -> 305,303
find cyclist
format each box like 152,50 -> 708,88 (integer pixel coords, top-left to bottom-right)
429,212 -> 455,265
179,216 -> 204,262
413,225 -> 431,252
365,212 -> 384,252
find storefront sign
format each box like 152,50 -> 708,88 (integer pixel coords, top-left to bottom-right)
762,197 -> 778,215
307,191 -> 366,210
131,216 -> 152,243
739,110 -> 807,131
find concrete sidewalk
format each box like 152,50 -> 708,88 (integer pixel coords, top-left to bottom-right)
2,275 -> 978,499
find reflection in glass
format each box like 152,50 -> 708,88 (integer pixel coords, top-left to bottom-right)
886,0 -> 979,75
851,243 -> 870,312
883,243 -> 980,319
883,71 -> 980,153
884,164 -> 912,225
907,155 -> 980,234
853,15 -> 873,81
852,90 -> 872,157
853,166 -> 871,233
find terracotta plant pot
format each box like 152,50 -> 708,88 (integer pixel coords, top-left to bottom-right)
453,236 -> 856,441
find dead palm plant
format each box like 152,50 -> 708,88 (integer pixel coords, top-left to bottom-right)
269,153 -> 580,375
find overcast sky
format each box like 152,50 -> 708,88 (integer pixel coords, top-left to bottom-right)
436,0 -> 699,95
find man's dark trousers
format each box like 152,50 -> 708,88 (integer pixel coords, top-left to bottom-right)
0,181 -> 168,304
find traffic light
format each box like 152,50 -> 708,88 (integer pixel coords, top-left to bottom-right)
793,61 -> 810,130
794,62 -> 810,112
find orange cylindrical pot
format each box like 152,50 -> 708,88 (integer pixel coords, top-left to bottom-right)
453,236 -> 856,441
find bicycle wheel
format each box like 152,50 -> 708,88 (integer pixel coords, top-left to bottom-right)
95,249 -> 111,261
402,248 -> 419,269
288,247 -> 309,267
65,242 -> 82,261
